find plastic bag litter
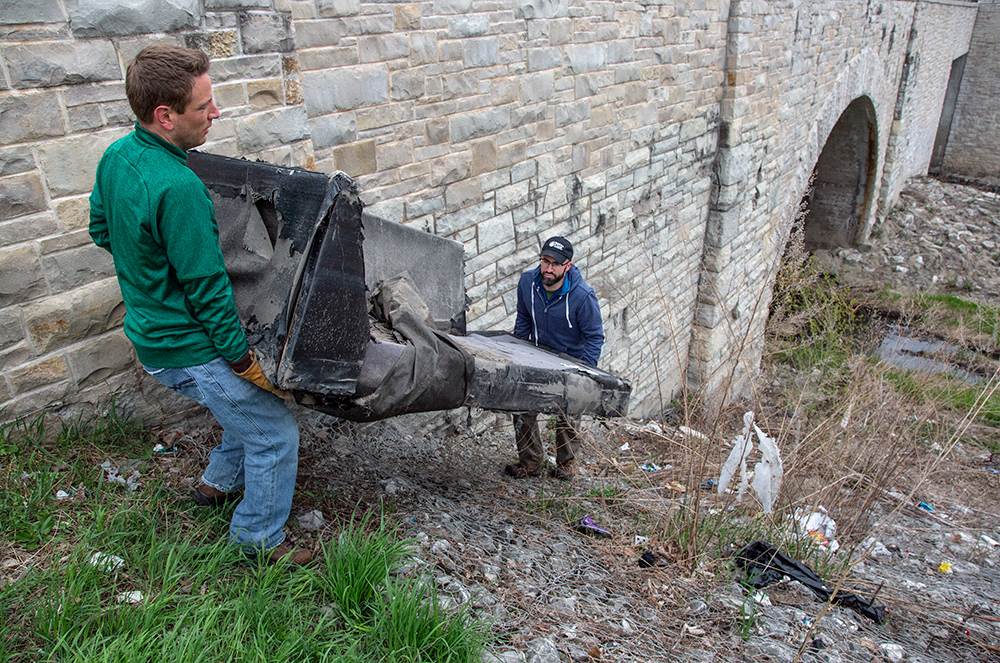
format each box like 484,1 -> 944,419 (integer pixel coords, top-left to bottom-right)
89,552 -> 125,572
795,505 -> 839,551
575,514 -> 611,537
751,422 -> 782,513
718,412 -> 756,503
116,591 -> 143,604
100,461 -> 141,492
735,541 -> 887,623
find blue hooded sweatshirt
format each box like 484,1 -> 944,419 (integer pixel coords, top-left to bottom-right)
513,264 -> 604,367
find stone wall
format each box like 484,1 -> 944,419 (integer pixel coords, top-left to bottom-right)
0,0 -> 986,424
944,0 -> 1000,181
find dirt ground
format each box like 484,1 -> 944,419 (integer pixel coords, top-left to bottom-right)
145,177 -> 1000,663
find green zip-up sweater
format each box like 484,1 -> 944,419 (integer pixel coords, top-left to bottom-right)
89,124 -> 247,368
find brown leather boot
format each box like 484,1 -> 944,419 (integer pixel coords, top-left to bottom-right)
266,542 -> 314,566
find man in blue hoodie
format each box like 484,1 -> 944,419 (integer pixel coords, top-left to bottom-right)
506,236 -> 605,480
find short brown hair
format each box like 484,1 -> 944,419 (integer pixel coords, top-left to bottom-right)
126,45 -> 210,124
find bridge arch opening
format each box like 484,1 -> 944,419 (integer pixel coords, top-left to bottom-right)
802,97 -> 878,250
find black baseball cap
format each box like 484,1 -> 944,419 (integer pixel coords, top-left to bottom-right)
540,236 -> 573,263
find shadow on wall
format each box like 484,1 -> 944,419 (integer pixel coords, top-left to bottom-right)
802,96 -> 879,251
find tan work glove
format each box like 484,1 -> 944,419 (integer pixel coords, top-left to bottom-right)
228,350 -> 289,399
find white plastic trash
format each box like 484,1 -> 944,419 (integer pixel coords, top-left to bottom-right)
751,422 -> 782,514
89,552 -> 125,572
718,412 -> 756,502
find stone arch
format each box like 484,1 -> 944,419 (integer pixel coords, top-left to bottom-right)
801,96 -> 879,250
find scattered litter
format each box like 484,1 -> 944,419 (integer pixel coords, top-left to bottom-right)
639,462 -> 661,472
795,506 -> 839,551
152,443 -> 178,454
735,541 -> 887,623
634,535 -> 649,546
682,624 -> 707,636
1,559 -> 18,569
679,426 -> 707,440
718,412 -> 755,502
575,514 -> 611,538
297,509 -> 326,531
881,643 -> 904,663
918,501 -> 935,513
89,552 -> 125,572
986,466 -> 999,474
981,534 -> 999,547
643,421 -> 663,435
937,561 -> 953,574
55,490 -> 70,500
752,591 -> 772,606
700,479 -> 716,489
862,538 -> 892,562
619,441 -> 630,451
751,420 -> 782,514
116,591 -> 143,604
663,481 -> 686,493
99,461 -> 141,492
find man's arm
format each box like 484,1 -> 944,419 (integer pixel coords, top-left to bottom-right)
158,182 -> 247,363
576,289 -> 605,367
89,174 -> 112,254
513,275 -> 532,341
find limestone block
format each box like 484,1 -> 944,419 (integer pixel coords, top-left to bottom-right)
405,196 -> 444,219
564,44 -> 607,75
1,342 -> 34,376
67,329 -> 135,388
42,244 -> 114,294
515,0 -> 567,20
496,180 -> 529,214
450,108 -> 509,143
0,306 -> 24,349
451,15 -> 488,38
183,30 -> 239,59
390,69 -> 425,101
426,118 -> 449,144
63,82 -> 126,107
291,20 -> 344,49
355,15 -> 393,34
0,147 -> 34,177
357,103 -> 413,131
464,37 -> 499,67
0,174 -> 47,223
360,33 -> 409,62
66,0 -> 198,37
715,144 -> 752,187
555,99 -> 589,128
478,213 -> 515,252
310,113 -> 356,149
0,0 -> 65,24
247,79 -> 284,109
39,228 -> 95,255
302,65 -> 388,113
512,104 -> 546,129
440,198 -> 489,233
431,155 -> 470,187
213,82 -> 247,110
206,0 -> 269,8
0,244 -> 46,307
0,214 -> 59,247
7,353 -> 68,395
69,104 -> 104,132
236,106 -> 309,153
298,47 -> 357,71
317,0 -> 358,17
331,140 -> 376,175
433,0 -> 472,14
240,12 -> 294,54
395,5 -> 420,30
442,71 -> 477,100
0,92 -> 65,144
376,141 -> 413,170
23,278 -> 123,354
38,129 -> 126,197
55,196 -> 91,232
410,33 -> 438,64
527,47 -> 561,72
520,71 -> 554,104
470,139 -> 497,176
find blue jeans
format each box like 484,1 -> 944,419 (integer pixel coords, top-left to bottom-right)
143,357 -> 299,553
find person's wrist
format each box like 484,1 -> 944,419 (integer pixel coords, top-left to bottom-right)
227,350 -> 253,373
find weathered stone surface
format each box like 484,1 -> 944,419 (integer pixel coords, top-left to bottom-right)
0,148 -> 34,177
0,0 -> 65,24
331,140 -> 376,175
515,0 -> 567,20
184,30 -> 239,58
433,0 -> 471,14
23,278 -> 123,354
310,113 -> 356,149
360,34 -> 409,62
208,54 -> 282,81
41,243 -> 115,293
66,329 -> 135,388
450,108 -> 509,143
54,196 -> 91,233
395,5 -> 420,30
236,106 -> 309,152
240,12 -> 294,54
0,215 -> 59,248
292,19 -> 344,48
0,174 -> 47,223
37,130 -> 126,198
0,245 -> 46,307
302,65 -> 388,113
8,353 -> 68,395
450,15 -> 488,38
246,79 -> 285,109
0,92 -> 66,144
464,37 -> 498,67
391,69 -> 425,101
317,0 -> 358,18
66,0 -> 199,37
205,0 -> 268,8
0,306 -> 25,350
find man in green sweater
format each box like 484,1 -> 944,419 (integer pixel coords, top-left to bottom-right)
90,45 -> 310,565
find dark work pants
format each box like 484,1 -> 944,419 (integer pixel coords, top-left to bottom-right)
513,412 -> 580,470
